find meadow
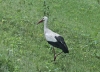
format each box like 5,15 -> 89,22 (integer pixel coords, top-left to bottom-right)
0,0 -> 100,72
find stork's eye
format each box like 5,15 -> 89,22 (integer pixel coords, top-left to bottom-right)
42,18 -> 44,20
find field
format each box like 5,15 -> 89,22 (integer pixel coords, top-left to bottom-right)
0,0 -> 100,72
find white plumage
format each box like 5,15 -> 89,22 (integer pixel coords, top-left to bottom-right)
44,28 -> 60,42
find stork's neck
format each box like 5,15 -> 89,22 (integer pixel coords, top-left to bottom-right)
44,19 -> 48,31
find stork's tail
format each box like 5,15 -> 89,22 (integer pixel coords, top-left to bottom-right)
62,46 -> 69,53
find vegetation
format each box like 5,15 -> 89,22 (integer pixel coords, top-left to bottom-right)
0,0 -> 100,72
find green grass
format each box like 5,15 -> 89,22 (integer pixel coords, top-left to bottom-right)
0,0 -> 100,72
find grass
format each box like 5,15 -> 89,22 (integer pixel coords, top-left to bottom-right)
0,0 -> 100,72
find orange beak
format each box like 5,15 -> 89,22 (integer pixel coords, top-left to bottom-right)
37,19 -> 44,24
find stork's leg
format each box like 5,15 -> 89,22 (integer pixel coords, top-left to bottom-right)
54,51 -> 63,61
56,51 -> 63,57
52,47 -> 56,61
52,48 -> 63,61
52,47 -> 55,57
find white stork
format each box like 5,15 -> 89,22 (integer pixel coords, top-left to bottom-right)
37,16 -> 69,61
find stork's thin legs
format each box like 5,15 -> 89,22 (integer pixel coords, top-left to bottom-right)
52,47 -> 55,57
56,51 -> 63,57
52,47 -> 56,61
52,47 -> 63,61
54,51 -> 63,61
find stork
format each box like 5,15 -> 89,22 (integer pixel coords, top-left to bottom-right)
37,16 -> 69,61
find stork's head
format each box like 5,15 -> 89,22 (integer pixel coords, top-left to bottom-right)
37,16 -> 48,24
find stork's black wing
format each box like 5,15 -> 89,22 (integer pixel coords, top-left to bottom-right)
55,36 -> 69,53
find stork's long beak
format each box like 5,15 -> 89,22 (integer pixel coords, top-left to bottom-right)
37,19 -> 44,24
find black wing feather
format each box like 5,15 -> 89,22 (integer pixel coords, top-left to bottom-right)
55,36 -> 69,53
